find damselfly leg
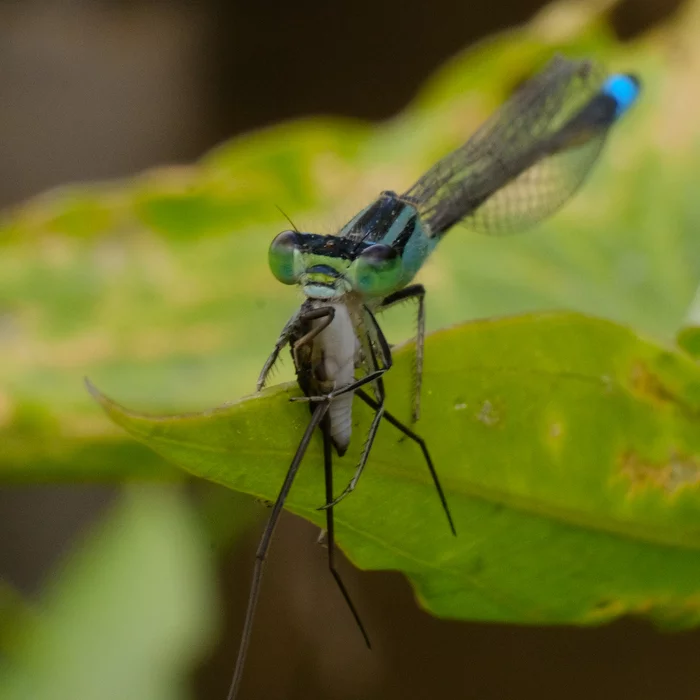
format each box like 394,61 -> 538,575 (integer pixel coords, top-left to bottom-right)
256,306 -> 336,392
355,389 -> 456,536
322,365 -> 456,535
289,367 -> 390,402
256,309 -> 301,391
379,283 -> 426,423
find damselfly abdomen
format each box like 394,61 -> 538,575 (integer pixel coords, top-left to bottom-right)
226,55 -> 640,700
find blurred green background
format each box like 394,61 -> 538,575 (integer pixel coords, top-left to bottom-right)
2,0 -> 700,698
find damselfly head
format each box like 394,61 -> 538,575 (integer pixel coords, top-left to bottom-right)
268,230 -> 404,300
268,229 -> 352,298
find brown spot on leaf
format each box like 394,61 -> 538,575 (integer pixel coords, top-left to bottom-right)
629,361 -> 677,406
584,593 -> 700,628
620,450 -> 700,494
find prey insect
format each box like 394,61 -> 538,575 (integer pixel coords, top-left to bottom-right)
226,55 -> 640,699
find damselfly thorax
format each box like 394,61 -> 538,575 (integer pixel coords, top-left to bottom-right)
226,56 -> 640,700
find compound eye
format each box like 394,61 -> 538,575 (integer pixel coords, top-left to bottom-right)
268,230 -> 302,285
349,244 -> 402,297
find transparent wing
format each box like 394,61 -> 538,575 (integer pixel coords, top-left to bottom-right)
402,55 -> 609,236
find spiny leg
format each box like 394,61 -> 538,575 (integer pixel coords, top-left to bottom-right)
257,308 -> 302,391
380,284 -> 425,423
258,306 -> 336,392
355,388 -> 456,537
318,308 -> 392,509
321,415 -> 371,647
226,401 -> 330,700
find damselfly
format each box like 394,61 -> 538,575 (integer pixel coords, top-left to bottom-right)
227,55 -> 640,698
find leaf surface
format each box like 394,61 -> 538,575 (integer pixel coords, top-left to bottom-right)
90,312 -> 700,626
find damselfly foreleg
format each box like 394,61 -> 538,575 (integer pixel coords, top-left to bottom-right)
257,306 -> 336,392
320,414 -> 371,647
379,283 -> 425,422
227,401 -> 330,700
257,309 -> 302,391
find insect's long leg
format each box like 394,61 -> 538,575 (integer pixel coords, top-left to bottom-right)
321,415 -> 371,647
257,308 -> 302,391
290,367 -> 389,403
227,401 -> 330,700
380,284 -> 425,423
319,312 -> 390,509
355,388 -> 456,536
258,306 -> 336,392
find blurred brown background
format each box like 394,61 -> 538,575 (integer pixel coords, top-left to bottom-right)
2,1 -> 699,699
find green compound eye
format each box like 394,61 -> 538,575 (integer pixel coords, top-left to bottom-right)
348,244 -> 403,298
268,230 -> 303,285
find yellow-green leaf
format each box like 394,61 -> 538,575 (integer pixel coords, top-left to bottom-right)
89,312 -> 700,626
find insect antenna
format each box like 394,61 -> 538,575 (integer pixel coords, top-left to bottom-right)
275,205 -> 300,232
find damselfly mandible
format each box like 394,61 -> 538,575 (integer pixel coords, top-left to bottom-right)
227,55 -> 640,699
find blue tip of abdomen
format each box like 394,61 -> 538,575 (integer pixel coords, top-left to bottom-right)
603,73 -> 641,118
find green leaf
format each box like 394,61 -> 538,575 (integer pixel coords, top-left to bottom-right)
88,312 -> 700,627
0,488 -> 218,700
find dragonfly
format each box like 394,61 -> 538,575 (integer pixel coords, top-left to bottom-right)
226,55 -> 640,699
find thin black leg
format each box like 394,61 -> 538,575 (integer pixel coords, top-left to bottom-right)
321,416 -> 371,648
227,401 -> 330,700
380,284 -> 425,422
355,388 -> 456,537
289,367 -> 389,403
